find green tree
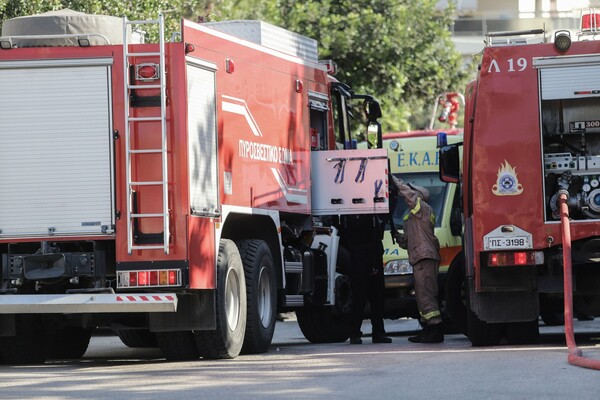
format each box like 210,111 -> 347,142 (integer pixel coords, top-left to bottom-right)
202,0 -> 471,132
0,0 -> 472,132
0,0 -> 182,39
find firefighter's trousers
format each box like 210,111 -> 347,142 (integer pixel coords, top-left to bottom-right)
414,258 -> 442,325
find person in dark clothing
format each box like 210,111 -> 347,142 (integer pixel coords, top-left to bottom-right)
338,214 -> 392,344
390,175 -> 444,343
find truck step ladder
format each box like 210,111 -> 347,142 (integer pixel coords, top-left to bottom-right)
123,15 -> 169,254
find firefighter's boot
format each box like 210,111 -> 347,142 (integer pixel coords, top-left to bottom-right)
408,323 -> 444,343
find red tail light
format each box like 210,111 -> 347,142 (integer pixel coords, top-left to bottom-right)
118,269 -> 181,288
168,270 -> 177,285
136,63 -> 159,81
488,251 -> 536,266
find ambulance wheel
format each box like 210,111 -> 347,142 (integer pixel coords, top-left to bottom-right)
236,239 -> 276,354
445,253 -> 468,335
195,239 -> 247,359
296,306 -> 350,343
0,315 -> 52,364
156,331 -> 200,361
117,329 -> 158,348
49,327 -> 93,360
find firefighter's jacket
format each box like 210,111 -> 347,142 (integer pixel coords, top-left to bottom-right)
393,177 -> 440,266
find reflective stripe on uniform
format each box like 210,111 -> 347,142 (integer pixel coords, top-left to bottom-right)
420,309 -> 441,321
411,197 -> 421,215
403,197 -> 436,226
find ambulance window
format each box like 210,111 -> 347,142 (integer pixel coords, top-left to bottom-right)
390,172 -> 448,229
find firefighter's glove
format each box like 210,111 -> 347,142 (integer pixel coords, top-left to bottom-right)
393,232 -> 408,249
390,174 -> 403,190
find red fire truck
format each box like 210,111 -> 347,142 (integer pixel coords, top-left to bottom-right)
0,10 -> 389,363
439,11 -> 600,346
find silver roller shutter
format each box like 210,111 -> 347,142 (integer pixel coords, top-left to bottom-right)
0,58 -> 115,237
187,58 -> 219,216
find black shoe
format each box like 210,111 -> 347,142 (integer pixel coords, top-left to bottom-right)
408,324 -> 444,344
349,337 -> 362,344
372,335 -> 392,344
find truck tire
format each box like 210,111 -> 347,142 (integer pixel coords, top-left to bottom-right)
156,331 -> 200,361
466,285 -> 503,347
506,319 -> 539,345
296,306 -> 350,343
236,239 -> 276,354
0,315 -> 52,364
49,327 -> 93,360
117,329 -> 158,348
195,239 -> 247,359
539,294 -> 564,326
445,253 -> 468,335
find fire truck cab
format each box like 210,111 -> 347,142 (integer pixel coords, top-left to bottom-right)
440,10 -> 600,345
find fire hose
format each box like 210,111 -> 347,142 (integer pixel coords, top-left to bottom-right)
558,191 -> 600,370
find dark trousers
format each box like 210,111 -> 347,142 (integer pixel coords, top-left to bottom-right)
347,241 -> 386,338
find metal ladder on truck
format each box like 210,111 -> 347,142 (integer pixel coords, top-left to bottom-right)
122,14 -> 169,254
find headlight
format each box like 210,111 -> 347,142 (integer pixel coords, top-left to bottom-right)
384,259 -> 413,275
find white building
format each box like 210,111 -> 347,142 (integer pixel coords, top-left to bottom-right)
438,0 -> 592,56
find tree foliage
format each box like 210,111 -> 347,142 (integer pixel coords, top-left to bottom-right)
205,0 -> 472,131
0,0 -> 472,131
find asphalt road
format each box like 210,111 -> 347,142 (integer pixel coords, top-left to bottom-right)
1,317 -> 599,400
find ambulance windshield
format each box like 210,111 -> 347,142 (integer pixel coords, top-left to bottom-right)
390,172 -> 448,229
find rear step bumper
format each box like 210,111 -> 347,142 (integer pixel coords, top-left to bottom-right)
0,293 -> 178,314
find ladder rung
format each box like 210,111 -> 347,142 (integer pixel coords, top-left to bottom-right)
128,84 -> 164,90
130,245 -> 165,251
128,117 -> 162,122
131,213 -> 168,218
126,51 -> 161,57
130,181 -> 165,186
129,149 -> 165,154
124,15 -> 169,255
127,19 -> 160,25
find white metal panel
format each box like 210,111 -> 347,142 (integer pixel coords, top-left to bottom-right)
0,293 -> 177,314
187,60 -> 219,216
311,149 -> 390,215
203,20 -> 318,63
539,64 -> 600,100
0,62 -> 114,237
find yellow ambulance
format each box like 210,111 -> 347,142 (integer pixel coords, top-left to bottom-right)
381,129 -> 463,321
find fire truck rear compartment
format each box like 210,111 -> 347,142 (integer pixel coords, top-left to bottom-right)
0,59 -> 116,238
538,59 -> 600,221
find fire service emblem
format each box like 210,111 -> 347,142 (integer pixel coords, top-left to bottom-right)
492,160 -> 523,196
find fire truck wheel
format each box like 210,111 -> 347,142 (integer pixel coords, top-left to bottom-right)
116,329 -> 158,348
539,294 -> 564,326
505,320 -> 539,345
48,327 -> 93,360
296,306 -> 350,343
156,331 -> 200,361
445,253 -> 468,336
195,239 -> 247,359
466,285 -> 503,347
0,315 -> 52,365
236,239 -> 276,355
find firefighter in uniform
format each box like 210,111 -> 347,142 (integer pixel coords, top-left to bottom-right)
338,214 -> 392,344
390,175 -> 444,343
